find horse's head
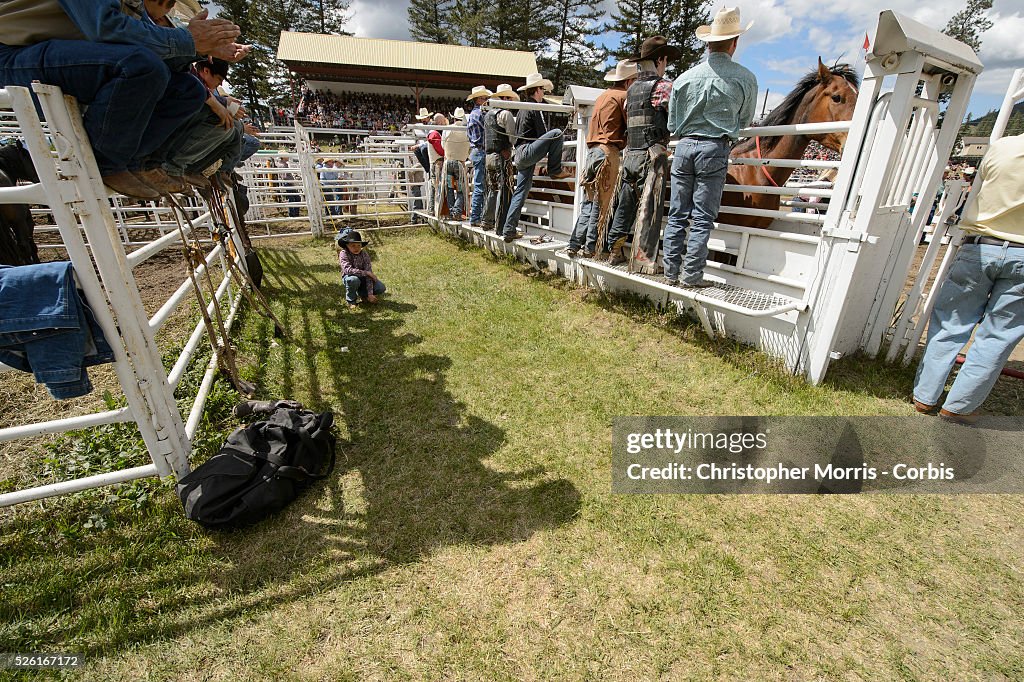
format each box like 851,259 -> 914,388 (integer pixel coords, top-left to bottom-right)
803,58 -> 859,154
0,141 -> 39,184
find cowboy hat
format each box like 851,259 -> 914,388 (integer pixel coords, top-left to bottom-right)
604,60 -> 639,82
491,84 -> 520,101
517,73 -> 554,93
634,35 -> 681,62
696,7 -> 753,42
466,85 -> 493,101
450,107 -> 467,121
337,228 -> 368,246
414,107 -> 432,120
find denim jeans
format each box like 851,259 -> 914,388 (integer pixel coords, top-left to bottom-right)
913,242 -> 1024,414
568,145 -> 620,253
0,40 -> 205,174
503,130 -> 565,236
445,159 -> 467,219
606,149 -> 650,251
470,148 -> 486,223
343,275 -> 386,303
662,137 -> 731,283
239,134 -> 261,164
484,152 -> 511,230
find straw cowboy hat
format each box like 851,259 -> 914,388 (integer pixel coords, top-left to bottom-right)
634,35 -> 681,62
414,107 -> 432,120
517,73 -> 554,92
491,84 -> 520,101
450,107 -> 467,121
466,85 -> 493,101
604,60 -> 639,82
696,7 -> 753,42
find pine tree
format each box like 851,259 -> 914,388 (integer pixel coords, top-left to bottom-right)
408,0 -> 457,44
451,0 -> 488,46
605,0 -> 711,76
942,0 -> 993,53
543,0 -> 605,90
216,0 -> 277,117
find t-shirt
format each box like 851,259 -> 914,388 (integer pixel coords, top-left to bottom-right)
961,134 -> 1024,244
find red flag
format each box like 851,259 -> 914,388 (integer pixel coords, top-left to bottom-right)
863,33 -> 870,50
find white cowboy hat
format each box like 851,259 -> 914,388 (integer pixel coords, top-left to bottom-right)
491,84 -> 520,101
414,107 -> 431,120
517,73 -> 554,93
466,85 -> 493,101
696,7 -> 753,42
604,60 -> 639,82
450,107 -> 467,121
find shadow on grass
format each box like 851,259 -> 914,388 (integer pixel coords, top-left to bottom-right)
0,238 -> 581,656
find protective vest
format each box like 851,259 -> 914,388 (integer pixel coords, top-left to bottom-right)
484,110 -> 511,154
626,74 -> 670,150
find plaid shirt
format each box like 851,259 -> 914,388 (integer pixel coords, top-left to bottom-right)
647,74 -> 672,111
339,248 -> 373,278
466,107 -> 485,151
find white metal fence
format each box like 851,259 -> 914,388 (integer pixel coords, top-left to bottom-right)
0,84 -> 250,507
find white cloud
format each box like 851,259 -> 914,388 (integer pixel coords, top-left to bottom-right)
347,0 -> 413,41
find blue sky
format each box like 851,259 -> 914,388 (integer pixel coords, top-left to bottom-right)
216,0 -> 1023,118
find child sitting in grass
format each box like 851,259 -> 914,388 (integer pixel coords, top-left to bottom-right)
337,229 -> 386,308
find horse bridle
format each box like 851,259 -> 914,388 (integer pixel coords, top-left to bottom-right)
754,136 -> 780,188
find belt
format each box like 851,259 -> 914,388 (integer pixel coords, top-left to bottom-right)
963,234 -> 1024,247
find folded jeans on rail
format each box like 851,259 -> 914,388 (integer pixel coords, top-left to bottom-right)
0,262 -> 115,399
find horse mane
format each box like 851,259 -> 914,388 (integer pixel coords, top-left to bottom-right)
734,63 -> 860,153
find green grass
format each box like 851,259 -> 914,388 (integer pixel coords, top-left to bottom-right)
0,229 -> 1021,681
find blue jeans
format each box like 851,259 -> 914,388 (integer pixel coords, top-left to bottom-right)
470,148 -> 486,223
0,40 -> 206,174
568,145 -> 609,252
913,242 -> 1024,414
445,159 -> 466,219
662,137 -> 731,283
503,130 -> 565,236
343,275 -> 386,304
159,111 -> 243,176
239,134 -> 262,164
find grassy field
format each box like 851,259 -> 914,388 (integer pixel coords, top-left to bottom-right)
1,229 -> 1021,680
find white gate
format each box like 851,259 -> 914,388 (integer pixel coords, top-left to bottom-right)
0,84 -> 249,507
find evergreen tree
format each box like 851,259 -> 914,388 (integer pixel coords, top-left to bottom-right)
544,0 -> 605,90
216,0 -> 277,117
452,0 -> 488,46
942,0 -> 993,53
605,0 -> 711,76
408,0 -> 457,44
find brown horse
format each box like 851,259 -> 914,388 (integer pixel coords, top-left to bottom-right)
719,58 -> 859,228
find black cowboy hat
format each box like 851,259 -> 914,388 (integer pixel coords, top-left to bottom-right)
338,229 -> 368,246
634,35 -> 682,62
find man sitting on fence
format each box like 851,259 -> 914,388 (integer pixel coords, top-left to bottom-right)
483,84 -> 519,234
565,60 -> 637,259
912,133 -> 1024,423
465,86 -> 491,226
502,73 -> 574,243
605,36 -> 681,269
662,8 -> 757,287
0,0 -> 245,198
442,107 -> 471,221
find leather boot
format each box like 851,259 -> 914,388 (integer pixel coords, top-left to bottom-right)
102,171 -> 159,199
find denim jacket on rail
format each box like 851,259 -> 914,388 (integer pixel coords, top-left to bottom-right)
0,261 -> 115,399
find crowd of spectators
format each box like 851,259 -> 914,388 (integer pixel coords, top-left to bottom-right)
295,88 -> 463,132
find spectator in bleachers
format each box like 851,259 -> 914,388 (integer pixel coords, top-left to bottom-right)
0,0 -> 245,198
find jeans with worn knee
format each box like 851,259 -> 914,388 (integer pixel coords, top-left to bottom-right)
343,275 -> 386,303
469,148 -> 486,223
503,130 -> 564,237
913,242 -> 1024,414
484,152 -> 511,230
662,137 -> 731,283
0,40 -> 205,174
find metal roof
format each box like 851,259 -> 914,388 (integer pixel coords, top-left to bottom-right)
277,33 -> 538,79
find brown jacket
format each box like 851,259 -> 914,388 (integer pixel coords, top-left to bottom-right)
586,87 -> 628,149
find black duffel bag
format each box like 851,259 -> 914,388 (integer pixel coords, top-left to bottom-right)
176,407 -> 336,528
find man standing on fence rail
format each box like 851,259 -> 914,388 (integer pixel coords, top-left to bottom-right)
443,107 -> 471,221
565,60 -> 637,259
502,73 -> 574,243
427,113 -> 447,218
483,84 -> 519,235
661,7 -> 757,288
912,133 -> 1024,423
605,36 -> 681,270
466,86 -> 491,226
0,0 -> 246,199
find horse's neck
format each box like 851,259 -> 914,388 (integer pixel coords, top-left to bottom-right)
763,134 -> 811,185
